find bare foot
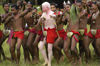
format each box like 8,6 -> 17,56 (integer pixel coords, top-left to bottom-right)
42,62 -> 48,66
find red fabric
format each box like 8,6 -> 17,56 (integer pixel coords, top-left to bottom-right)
84,28 -> 88,36
71,30 -> 80,42
95,29 -> 100,39
73,35 -> 79,42
54,11 -> 62,15
28,28 -> 37,34
58,29 -> 67,40
71,30 -> 80,36
88,31 -> 94,38
14,31 -> 24,40
44,28 -> 57,44
0,30 -> 3,38
37,30 -> 42,35
88,14 -> 91,18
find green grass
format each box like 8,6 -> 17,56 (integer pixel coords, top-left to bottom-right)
0,5 -> 100,66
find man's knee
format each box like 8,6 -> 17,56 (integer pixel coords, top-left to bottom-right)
38,43 -> 43,50
48,44 -> 53,51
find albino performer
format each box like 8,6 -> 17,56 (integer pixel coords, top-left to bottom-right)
38,2 -> 57,66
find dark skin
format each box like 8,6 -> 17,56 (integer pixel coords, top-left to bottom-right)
4,7 -> 31,63
62,10 -> 73,62
24,9 -> 40,63
0,4 -> 10,61
87,4 -> 100,59
50,4 -> 65,63
92,4 -> 100,57
52,14 -> 65,63
78,4 -> 91,63
67,4 -> 80,64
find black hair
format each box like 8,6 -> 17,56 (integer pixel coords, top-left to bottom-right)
11,4 -> 19,10
51,3 -> 57,8
34,7 -> 37,10
3,2 -> 9,7
27,1 -> 33,7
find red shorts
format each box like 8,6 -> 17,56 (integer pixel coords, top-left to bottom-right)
0,30 -> 3,38
71,30 -> 80,36
14,31 -> 24,40
44,28 -> 57,44
71,30 -> 80,42
88,31 -> 94,38
58,29 -> 67,40
84,28 -> 88,36
95,29 -> 100,39
28,28 -> 37,34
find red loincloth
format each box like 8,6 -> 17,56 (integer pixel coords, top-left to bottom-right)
71,30 -> 80,42
88,31 -> 94,39
71,30 -> 80,36
28,28 -> 37,34
0,30 -> 3,38
44,28 -> 57,44
14,31 -> 24,40
37,30 -> 44,41
84,28 -> 88,36
95,29 -> 100,39
37,30 -> 43,35
58,29 -> 67,40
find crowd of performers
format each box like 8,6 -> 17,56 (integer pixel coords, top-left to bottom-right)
0,0 -> 100,66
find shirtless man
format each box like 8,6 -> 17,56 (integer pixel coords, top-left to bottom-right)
24,2 -> 39,63
87,2 -> 100,57
5,4 -> 31,63
38,2 -> 57,66
62,2 -> 73,62
77,2 -> 91,63
65,3 -> 80,64
50,3 -> 65,63
0,3 -> 10,61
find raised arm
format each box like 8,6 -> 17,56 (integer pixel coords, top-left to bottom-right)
19,8 -> 32,17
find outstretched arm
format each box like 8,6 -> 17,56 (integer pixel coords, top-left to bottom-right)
4,16 -> 13,25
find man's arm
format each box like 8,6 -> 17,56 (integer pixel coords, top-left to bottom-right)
1,13 -> 12,23
19,8 -> 32,17
4,16 -> 13,25
34,17 -> 43,30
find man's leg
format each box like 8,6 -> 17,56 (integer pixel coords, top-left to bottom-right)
48,43 -> 53,66
71,34 -> 79,64
33,34 -> 40,63
64,37 -> 72,62
10,38 -> 16,62
38,38 -> 48,65
16,38 -> 22,64
22,35 -> 30,62
83,36 -> 92,63
95,38 -> 100,57
53,37 -> 63,63
26,33 -> 36,61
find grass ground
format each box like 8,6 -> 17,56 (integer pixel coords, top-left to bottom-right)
0,5 -> 100,66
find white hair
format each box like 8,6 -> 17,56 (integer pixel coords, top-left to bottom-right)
42,2 -> 51,9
